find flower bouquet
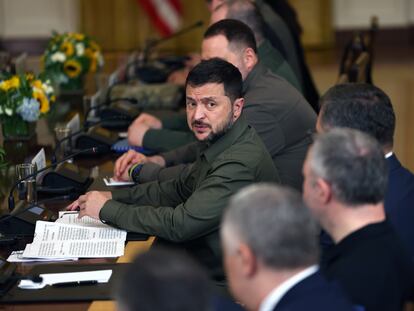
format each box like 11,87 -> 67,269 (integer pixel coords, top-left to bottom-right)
43,32 -> 104,91
0,73 -> 55,139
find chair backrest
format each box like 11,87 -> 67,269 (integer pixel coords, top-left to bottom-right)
337,16 -> 378,85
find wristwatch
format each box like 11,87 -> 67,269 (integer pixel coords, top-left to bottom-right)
128,163 -> 144,183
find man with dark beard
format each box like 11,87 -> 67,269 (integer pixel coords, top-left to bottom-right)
67,58 -> 279,287
117,19 -> 315,191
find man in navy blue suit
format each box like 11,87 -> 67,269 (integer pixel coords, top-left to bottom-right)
221,184 -> 355,311
303,128 -> 414,311
317,83 -> 414,259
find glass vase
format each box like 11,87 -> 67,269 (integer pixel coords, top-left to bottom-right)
1,116 -> 35,141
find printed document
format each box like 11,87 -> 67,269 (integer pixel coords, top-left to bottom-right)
21,220 -> 126,259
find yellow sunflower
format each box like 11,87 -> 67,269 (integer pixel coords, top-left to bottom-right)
33,89 -> 50,114
61,41 -> 74,57
0,80 -> 10,91
32,79 -> 43,90
72,33 -> 85,41
9,76 -> 20,89
26,73 -> 35,81
63,59 -> 82,78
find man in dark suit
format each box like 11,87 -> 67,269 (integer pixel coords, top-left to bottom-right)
317,83 -> 414,259
221,184 -> 355,311
303,128 -> 414,311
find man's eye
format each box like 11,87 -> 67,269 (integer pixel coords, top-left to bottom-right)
207,102 -> 216,108
186,102 -> 196,108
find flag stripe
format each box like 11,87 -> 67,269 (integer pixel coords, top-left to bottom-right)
153,0 -> 181,31
137,0 -> 182,37
168,0 -> 182,13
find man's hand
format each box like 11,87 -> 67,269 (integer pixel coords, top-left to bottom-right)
127,113 -> 162,146
167,53 -> 200,85
135,113 -> 162,129
167,68 -> 190,85
113,150 -> 167,181
66,191 -> 112,220
113,150 -> 149,181
128,122 -> 149,146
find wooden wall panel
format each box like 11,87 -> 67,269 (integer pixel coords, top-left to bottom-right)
289,0 -> 334,48
80,0 -> 209,54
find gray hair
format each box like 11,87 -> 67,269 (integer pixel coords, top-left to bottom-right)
222,184 -> 319,269
309,128 -> 388,206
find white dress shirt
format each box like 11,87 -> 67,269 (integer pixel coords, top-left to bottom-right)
385,151 -> 393,159
259,265 -> 319,311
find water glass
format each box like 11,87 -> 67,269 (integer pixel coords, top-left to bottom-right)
16,163 -> 37,204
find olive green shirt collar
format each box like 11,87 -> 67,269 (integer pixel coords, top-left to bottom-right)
200,116 -> 248,164
243,62 -> 266,95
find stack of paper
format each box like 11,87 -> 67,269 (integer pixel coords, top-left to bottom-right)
21,216 -> 127,259
7,250 -> 78,262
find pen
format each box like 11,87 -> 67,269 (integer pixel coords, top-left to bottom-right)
52,280 -> 98,287
59,211 -> 79,218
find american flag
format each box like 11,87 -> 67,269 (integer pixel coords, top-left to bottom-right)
137,0 -> 183,37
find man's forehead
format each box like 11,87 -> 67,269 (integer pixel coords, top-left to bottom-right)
186,83 -> 225,97
202,35 -> 229,53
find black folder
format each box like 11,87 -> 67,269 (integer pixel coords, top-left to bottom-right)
0,263 -> 129,303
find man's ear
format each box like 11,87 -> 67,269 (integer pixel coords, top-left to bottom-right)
315,178 -> 333,205
243,47 -> 257,72
238,243 -> 257,277
233,98 -> 244,121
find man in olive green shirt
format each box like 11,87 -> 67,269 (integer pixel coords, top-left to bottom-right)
68,58 -> 279,284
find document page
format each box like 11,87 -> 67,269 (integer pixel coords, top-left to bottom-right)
23,240 -> 125,258
56,211 -> 111,228
21,221 -> 127,259
33,221 -> 126,241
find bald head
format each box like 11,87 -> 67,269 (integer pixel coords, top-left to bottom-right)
210,0 -> 265,44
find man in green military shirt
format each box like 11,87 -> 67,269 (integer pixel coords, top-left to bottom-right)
67,58 -> 279,285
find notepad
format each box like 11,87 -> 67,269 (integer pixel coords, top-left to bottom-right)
18,270 -> 112,290
103,177 -> 134,187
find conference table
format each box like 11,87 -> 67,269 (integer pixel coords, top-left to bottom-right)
0,107 -> 155,310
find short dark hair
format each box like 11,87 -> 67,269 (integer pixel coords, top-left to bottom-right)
204,19 -> 258,54
185,57 -> 243,102
309,128 -> 388,206
319,83 -> 396,148
116,248 -> 211,311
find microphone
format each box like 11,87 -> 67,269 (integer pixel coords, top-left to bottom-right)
124,21 -> 205,82
52,115 -> 131,164
8,147 -> 101,211
142,20 -> 204,63
84,97 -> 139,121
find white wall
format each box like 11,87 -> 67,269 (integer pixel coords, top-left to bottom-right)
333,0 -> 414,29
0,0 -> 79,38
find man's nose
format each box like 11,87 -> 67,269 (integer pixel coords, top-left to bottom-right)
194,105 -> 206,120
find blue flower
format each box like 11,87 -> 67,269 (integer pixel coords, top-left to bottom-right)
17,97 -> 40,122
